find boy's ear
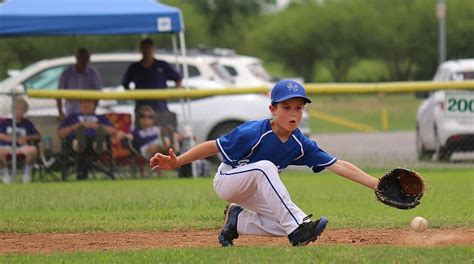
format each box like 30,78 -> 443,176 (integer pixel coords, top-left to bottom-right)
269,104 -> 277,115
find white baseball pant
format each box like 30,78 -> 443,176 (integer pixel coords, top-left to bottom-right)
213,160 -> 308,236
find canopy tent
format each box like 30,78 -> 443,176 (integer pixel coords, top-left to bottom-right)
0,0 -> 188,83
0,0 -> 183,35
0,0 -> 190,98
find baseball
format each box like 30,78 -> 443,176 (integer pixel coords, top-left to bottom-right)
410,216 -> 428,232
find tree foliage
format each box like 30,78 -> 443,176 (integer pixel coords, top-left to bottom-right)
0,0 -> 473,82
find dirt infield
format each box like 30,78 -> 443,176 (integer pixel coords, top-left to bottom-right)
1,228 -> 472,254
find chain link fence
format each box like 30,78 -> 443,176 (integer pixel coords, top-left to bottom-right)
1,91 -> 473,183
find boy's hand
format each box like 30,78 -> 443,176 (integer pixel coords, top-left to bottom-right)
17,137 -> 27,145
82,121 -> 98,129
150,148 -> 178,171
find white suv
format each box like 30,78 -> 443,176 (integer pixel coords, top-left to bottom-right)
416,59 -> 474,161
0,52 -> 237,114
0,54 -> 310,146
186,49 -> 275,88
216,55 -> 274,88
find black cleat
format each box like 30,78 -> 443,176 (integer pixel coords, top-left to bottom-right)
288,217 -> 328,246
218,203 -> 243,247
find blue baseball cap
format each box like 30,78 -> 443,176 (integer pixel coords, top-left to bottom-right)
270,80 -> 312,104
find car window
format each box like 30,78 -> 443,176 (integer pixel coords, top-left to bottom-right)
91,61 -> 130,87
173,64 -> 200,78
247,63 -> 271,81
454,71 -> 474,81
22,65 -> 67,90
210,62 -> 234,83
223,65 -> 238,77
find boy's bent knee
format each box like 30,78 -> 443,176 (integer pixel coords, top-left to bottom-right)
254,160 -> 278,174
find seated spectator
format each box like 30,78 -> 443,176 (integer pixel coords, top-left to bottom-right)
57,100 -> 117,180
0,98 -> 41,183
131,106 -> 174,159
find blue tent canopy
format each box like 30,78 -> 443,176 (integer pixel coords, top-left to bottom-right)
0,0 -> 184,36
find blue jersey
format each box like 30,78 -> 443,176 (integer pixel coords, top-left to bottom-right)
59,113 -> 113,141
0,118 -> 40,146
132,126 -> 161,150
216,119 -> 337,173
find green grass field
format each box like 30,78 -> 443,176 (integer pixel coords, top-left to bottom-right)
0,168 -> 472,263
307,93 -> 421,133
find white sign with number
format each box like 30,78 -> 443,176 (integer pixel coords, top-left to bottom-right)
445,91 -> 474,116
157,17 -> 172,32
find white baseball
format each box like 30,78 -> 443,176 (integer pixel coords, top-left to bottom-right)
410,216 -> 428,232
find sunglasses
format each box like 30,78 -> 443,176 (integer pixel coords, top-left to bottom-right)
140,114 -> 154,119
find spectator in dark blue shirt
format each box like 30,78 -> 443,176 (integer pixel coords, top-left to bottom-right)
57,100 -> 117,180
121,38 -> 182,113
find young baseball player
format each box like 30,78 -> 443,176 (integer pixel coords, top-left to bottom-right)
0,98 -> 41,183
58,100 -> 117,180
150,80 -> 379,247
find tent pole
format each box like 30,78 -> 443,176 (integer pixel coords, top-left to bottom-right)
179,31 -> 191,124
173,34 -> 187,122
172,34 -> 179,66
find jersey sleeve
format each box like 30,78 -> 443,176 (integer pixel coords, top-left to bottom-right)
98,115 -> 113,127
216,122 -> 259,166
292,136 -> 337,173
58,114 -> 76,129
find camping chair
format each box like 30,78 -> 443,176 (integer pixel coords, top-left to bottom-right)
104,113 -> 137,178
4,139 -> 60,183
27,116 -> 64,182
59,124 -> 115,181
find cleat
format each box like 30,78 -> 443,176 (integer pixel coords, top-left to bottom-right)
218,203 -> 243,247
288,217 -> 328,246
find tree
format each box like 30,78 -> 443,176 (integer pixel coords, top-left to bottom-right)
368,0 -> 438,80
249,4 -> 327,81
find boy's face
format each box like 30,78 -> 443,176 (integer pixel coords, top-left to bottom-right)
79,100 -> 97,114
138,111 -> 155,128
269,98 -> 305,133
15,105 -> 27,120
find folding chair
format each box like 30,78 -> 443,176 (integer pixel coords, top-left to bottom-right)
28,116 -> 63,182
104,113 -> 137,178
58,120 -> 115,181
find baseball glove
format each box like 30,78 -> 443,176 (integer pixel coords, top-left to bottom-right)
375,168 -> 424,210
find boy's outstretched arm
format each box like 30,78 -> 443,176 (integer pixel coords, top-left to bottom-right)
150,140 -> 219,171
327,160 -> 379,190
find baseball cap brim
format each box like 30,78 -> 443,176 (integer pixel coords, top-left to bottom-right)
272,94 -> 312,104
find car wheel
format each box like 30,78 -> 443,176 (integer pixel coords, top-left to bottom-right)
434,127 -> 452,162
416,127 -> 434,161
207,120 -> 244,165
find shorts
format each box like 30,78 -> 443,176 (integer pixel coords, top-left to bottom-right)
0,145 -> 33,154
